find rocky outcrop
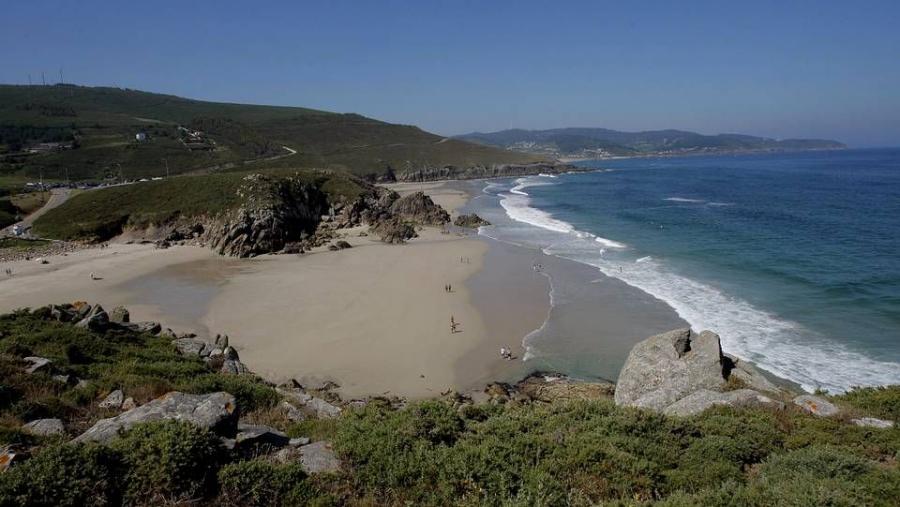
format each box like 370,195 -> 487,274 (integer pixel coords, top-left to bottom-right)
74,304 -> 109,332
388,192 -> 449,226
515,373 -> 615,403
73,391 -> 238,444
208,174 -> 330,257
395,162 -> 581,182
109,306 -> 130,323
615,329 -> 787,416
370,217 -> 417,244
453,213 -> 490,228
23,356 -> 52,374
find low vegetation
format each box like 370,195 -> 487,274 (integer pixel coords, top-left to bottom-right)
0,309 -> 897,506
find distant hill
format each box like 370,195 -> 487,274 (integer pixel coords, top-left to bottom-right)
0,84 -> 538,189
456,127 -> 846,159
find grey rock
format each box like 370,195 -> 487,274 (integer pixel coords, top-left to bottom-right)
161,328 -> 177,339
49,304 -> 75,322
289,437 -> 310,447
121,321 -> 162,335
121,397 -> 137,411
851,417 -> 894,429
223,346 -> 239,360
299,441 -> 341,474
276,387 -> 312,405
220,358 -> 249,375
793,394 -> 840,417
75,304 -> 109,331
236,423 -> 289,447
615,329 -> 727,411
73,391 -> 238,444
220,437 -> 236,450
22,418 -> 65,436
306,397 -> 342,419
214,334 -> 229,348
279,400 -> 306,422
270,446 -> 301,464
23,356 -> 52,374
52,374 -> 73,385
172,337 -> 211,357
109,306 -> 130,324
663,389 -> 785,416
725,354 -> 780,393
99,389 -> 124,409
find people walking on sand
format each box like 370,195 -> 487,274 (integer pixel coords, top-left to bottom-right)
500,347 -> 512,360
450,315 -> 458,333
90,272 -> 98,280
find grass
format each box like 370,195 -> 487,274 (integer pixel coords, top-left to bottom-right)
0,84 -> 538,188
31,168 -> 369,242
0,308 -> 896,506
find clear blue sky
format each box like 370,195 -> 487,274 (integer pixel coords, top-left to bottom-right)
3,1 -> 899,146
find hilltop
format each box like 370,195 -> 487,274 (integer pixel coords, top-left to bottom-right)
0,84 -> 542,190
457,127 -> 846,159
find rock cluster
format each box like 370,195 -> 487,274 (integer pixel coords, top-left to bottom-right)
172,334 -> 249,375
387,192 -> 450,226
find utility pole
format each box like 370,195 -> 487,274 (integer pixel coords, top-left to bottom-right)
59,67 -> 64,84
41,72 -> 46,86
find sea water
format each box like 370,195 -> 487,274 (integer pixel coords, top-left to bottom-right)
473,148 -> 900,393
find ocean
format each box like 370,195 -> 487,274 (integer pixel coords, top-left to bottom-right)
469,148 -> 900,393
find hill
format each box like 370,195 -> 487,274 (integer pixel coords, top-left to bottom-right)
0,84 -> 540,190
456,127 -> 847,159
0,306 -> 897,505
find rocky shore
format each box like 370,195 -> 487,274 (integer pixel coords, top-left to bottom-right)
394,162 -> 584,182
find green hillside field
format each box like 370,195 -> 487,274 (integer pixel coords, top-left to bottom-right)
0,84 -> 538,192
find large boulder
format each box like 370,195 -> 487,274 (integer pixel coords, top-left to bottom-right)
724,354 -> 780,393
663,389 -> 785,417
388,191 -> 450,226
236,423 -> 290,448
173,337 -> 213,357
73,391 -> 238,444
453,213 -> 490,228
615,329 -> 727,411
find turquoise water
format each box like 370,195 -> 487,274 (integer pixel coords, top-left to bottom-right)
477,149 -> 900,392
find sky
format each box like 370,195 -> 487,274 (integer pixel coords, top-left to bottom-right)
3,1 -> 899,147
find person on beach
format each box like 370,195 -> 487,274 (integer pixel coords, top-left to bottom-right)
450,315 -> 457,333
90,272 -> 98,280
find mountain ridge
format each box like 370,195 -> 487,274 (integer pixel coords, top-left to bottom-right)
456,127 -> 846,159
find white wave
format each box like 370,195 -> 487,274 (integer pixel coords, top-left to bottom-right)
707,202 -> 734,207
486,181 -> 900,393
595,237 -> 627,249
665,197 -> 705,203
500,193 -> 574,234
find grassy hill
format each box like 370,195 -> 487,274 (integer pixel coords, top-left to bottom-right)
0,84 -> 538,190
457,127 -> 847,159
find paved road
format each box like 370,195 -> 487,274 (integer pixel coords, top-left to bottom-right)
1,188 -> 71,238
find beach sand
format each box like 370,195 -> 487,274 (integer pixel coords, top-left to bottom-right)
0,181 -> 549,399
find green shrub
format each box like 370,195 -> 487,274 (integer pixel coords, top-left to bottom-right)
217,459 -> 324,506
111,420 -> 223,504
834,386 -> 900,421
0,443 -> 124,507
179,374 -> 279,413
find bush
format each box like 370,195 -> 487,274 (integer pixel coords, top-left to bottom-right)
834,386 -> 900,421
0,443 -> 124,507
218,459 -> 323,506
111,420 -> 223,504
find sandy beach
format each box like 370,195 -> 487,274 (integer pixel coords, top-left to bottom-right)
0,180 -> 550,399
